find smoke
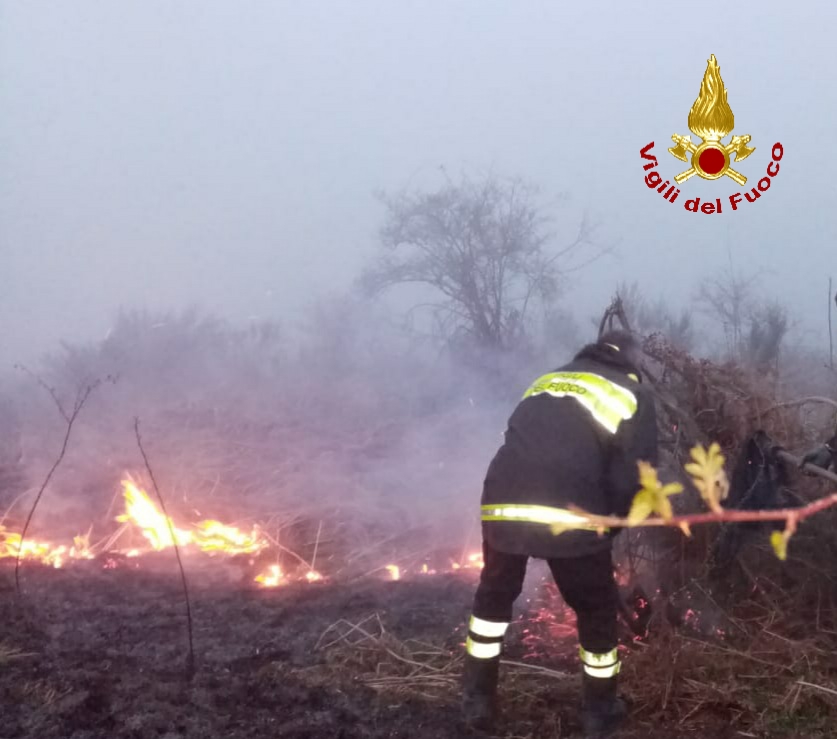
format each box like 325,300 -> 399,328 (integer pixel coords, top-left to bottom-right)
0,298 -> 526,561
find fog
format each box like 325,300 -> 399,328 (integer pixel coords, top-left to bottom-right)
1,2 -> 835,557
3,1 -> 834,360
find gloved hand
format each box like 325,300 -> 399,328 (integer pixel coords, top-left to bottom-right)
799,444 -> 835,473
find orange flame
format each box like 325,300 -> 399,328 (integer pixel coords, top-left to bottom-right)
687,54 -> 734,142
255,564 -> 284,587
117,481 -> 191,550
117,480 -> 266,555
0,478 -> 490,587
0,526 -> 94,569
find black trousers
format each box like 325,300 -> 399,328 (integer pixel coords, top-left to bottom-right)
471,539 -> 618,654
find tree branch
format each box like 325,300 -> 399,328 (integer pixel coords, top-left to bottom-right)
15,379 -> 99,596
765,396 -> 837,413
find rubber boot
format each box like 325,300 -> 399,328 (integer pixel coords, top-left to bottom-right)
580,672 -> 626,737
461,655 -> 499,732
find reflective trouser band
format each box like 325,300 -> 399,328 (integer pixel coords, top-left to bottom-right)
470,615 -> 509,639
523,371 -> 637,434
583,662 -> 621,678
481,504 -> 608,532
466,637 -> 502,660
580,647 -> 620,678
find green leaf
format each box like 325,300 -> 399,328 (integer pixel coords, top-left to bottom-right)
685,443 -> 729,513
658,497 -> 674,522
632,461 -> 683,523
770,530 -> 788,561
627,490 -> 655,525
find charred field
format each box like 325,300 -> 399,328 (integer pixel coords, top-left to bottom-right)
4,539 -> 837,739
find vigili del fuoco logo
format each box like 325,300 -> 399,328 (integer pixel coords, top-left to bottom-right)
640,54 -> 783,214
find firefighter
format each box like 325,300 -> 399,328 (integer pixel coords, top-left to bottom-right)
461,330 -> 658,736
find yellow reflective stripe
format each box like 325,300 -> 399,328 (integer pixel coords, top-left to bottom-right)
583,662 -> 621,678
470,616 -> 509,639
481,504 -> 606,532
466,637 -> 502,659
525,372 -> 637,409
522,372 -> 637,434
579,647 -> 619,667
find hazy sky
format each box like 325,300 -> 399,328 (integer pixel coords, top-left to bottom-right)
2,1 -> 834,363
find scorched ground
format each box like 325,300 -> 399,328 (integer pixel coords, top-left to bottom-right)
2,553 -> 810,739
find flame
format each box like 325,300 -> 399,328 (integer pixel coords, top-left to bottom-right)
466,552 -> 484,569
687,54 -> 734,142
255,564 -> 284,587
0,477 -> 491,587
117,480 -> 191,550
0,525 -> 94,569
117,480 -> 266,555
191,520 -> 265,555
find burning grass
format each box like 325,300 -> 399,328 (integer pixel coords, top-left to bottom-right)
2,478 -> 487,590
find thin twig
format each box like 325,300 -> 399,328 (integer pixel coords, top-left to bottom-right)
797,680 -> 837,698
500,659 -> 572,679
15,381 -> 98,596
310,520 -> 322,573
14,365 -> 70,423
567,449 -> 837,534
134,418 -> 195,678
765,396 -> 837,413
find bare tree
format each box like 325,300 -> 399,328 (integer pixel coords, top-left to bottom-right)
360,172 -> 601,353
694,267 -> 759,360
694,268 -> 789,368
746,301 -> 789,371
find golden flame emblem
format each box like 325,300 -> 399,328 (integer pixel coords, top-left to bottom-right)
668,55 -> 755,185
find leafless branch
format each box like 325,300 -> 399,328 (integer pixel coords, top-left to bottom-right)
765,397 -> 837,413
14,364 -> 70,423
14,378 -> 100,596
134,418 -> 196,678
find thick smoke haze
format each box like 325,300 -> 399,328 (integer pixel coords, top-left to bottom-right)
2,1 -> 833,361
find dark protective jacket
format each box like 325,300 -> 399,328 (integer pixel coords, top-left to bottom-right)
481,344 -> 658,559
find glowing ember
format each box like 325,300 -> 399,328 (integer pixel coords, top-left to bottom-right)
255,564 -> 284,587
305,570 -> 323,583
466,552 -> 484,569
385,564 -> 400,581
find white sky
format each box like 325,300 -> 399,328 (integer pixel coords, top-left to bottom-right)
2,1 -> 834,361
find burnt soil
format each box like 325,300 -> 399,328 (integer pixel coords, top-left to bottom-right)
0,559 -> 814,739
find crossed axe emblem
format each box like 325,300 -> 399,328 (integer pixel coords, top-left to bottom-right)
668,134 -> 756,185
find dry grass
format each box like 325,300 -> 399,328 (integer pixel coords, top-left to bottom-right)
313,612 -> 574,704
309,546 -> 837,738
0,642 -> 35,665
